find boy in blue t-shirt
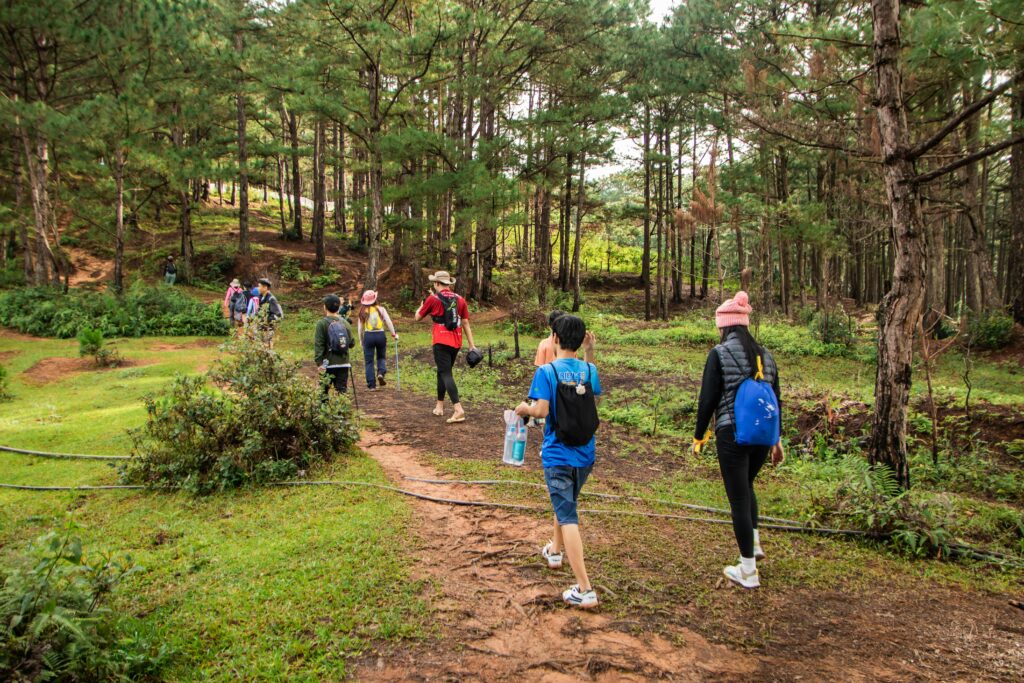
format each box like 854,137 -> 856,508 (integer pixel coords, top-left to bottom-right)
515,314 -> 602,609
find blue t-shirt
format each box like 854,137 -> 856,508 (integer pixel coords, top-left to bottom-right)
528,358 -> 602,468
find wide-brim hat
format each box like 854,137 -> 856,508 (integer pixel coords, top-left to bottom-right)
361,290 -> 378,305
428,270 -> 456,286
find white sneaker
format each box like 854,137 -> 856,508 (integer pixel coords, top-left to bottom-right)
562,584 -> 598,609
541,542 -> 563,569
723,562 -> 760,589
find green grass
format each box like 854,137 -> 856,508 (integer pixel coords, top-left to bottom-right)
0,333 -> 426,681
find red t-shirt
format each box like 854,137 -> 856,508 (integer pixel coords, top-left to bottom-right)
417,291 -> 470,348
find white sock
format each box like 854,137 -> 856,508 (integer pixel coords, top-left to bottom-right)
740,556 -> 757,574
753,529 -> 761,546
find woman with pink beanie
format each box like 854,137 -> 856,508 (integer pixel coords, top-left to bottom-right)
692,291 -> 784,589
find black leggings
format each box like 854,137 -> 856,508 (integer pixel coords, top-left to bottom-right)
716,430 -> 769,559
433,344 -> 460,403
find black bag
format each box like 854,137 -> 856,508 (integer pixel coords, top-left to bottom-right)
466,348 -> 483,368
327,318 -> 352,354
547,361 -> 599,447
430,292 -> 461,331
230,290 -> 247,314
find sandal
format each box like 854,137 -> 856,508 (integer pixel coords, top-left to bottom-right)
446,414 -> 466,424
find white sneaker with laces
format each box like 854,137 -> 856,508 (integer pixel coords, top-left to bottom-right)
541,542 -> 563,569
562,584 -> 598,608
723,562 -> 760,589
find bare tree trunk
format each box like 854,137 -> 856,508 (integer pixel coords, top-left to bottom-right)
235,34 -> 250,257
288,109 -> 302,239
642,104 -> 652,320
11,136 -> 33,282
571,151 -> 586,311
335,122 -> 347,233
868,0 -> 929,489
1010,74 -> 1024,323
113,148 -> 126,293
312,118 -> 326,271
19,128 -> 54,286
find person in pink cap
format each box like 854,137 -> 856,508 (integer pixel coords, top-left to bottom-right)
357,290 -> 397,391
691,291 -> 784,589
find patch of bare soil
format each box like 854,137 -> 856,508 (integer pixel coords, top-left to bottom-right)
0,350 -> 21,363
66,246 -> 115,288
354,430 -> 760,682
149,339 -> 221,352
0,328 -> 45,342
21,356 -> 149,385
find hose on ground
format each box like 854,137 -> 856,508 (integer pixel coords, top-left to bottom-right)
404,476 -> 804,526
0,445 -> 128,461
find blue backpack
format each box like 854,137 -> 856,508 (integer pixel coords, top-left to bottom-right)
733,355 -> 780,446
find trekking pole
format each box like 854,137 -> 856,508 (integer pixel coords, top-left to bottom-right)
395,338 -> 400,391
347,364 -> 358,410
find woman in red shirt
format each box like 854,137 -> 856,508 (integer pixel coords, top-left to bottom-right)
414,271 -> 478,423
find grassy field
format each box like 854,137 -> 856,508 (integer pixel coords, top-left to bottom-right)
0,333 -> 426,681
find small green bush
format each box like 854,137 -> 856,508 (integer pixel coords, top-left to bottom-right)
0,283 -> 228,339
0,522 -> 171,681
122,336 -> 359,494
0,366 -> 11,402
809,308 -> 856,347
310,271 -> 339,289
966,311 -> 1014,350
77,326 -> 104,357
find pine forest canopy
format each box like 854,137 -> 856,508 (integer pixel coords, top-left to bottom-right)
1,0 -> 1022,487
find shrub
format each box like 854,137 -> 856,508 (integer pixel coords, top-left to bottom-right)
0,284 -> 228,339
77,327 -> 123,368
310,271 -> 339,289
279,257 -> 309,282
0,366 -> 11,402
966,311 -> 1014,350
0,522 -> 171,681
809,308 -> 856,347
122,336 -> 359,494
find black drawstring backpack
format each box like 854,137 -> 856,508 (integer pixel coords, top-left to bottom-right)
545,361 -> 599,447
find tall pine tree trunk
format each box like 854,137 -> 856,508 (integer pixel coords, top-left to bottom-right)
869,0 -> 928,489
312,118 -> 326,271
113,148 -> 126,293
1009,73 -> 1024,323
288,109 -> 302,239
642,104 -> 652,320
571,151 -> 586,312
235,33 -> 250,257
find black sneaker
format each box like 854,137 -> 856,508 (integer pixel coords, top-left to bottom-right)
377,373 -> 386,387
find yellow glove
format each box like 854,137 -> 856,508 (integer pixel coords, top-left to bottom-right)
692,429 -> 712,455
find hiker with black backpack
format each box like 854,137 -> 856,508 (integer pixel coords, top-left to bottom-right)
224,279 -> 247,334
515,314 -> 602,609
692,291 -> 784,589
255,278 -> 284,347
315,294 -> 355,396
163,256 -> 176,285
356,290 -> 397,391
414,270 -> 477,423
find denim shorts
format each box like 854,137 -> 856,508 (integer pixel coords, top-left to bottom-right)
544,465 -> 593,525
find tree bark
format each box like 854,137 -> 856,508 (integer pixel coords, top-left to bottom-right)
312,118 -> 326,271
11,136 -> 33,282
571,151 -> 586,311
235,43 -> 250,257
642,104 -> 652,320
1009,74 -> 1024,323
868,0 -> 929,489
113,148 -> 126,293
288,108 -> 302,239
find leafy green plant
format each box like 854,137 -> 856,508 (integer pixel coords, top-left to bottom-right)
310,271 -> 340,289
966,311 -> 1014,350
279,257 -> 310,282
77,327 -> 123,368
0,365 -> 11,402
809,308 -> 856,347
122,336 -> 359,494
0,284 -> 228,339
0,521 -> 171,681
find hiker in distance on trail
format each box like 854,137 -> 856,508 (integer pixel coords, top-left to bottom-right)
534,309 -> 597,367
516,314 -> 602,609
163,255 -> 176,285
692,291 -> 784,589
315,294 -> 356,397
357,289 -> 398,391
414,270 -> 478,424
254,278 -> 284,347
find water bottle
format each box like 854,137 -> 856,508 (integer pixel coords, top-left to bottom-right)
502,410 -> 517,465
511,420 -> 527,466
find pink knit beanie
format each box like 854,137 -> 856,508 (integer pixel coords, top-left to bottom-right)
715,291 -> 752,328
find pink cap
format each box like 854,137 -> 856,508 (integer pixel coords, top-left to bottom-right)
715,291 -> 752,328
360,290 -> 378,306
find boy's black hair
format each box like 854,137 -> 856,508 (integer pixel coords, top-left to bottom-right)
548,309 -> 566,330
324,294 -> 342,313
553,314 -> 586,351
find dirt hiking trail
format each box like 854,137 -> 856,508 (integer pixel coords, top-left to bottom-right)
356,430 -> 758,682
352,388 -> 1023,682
